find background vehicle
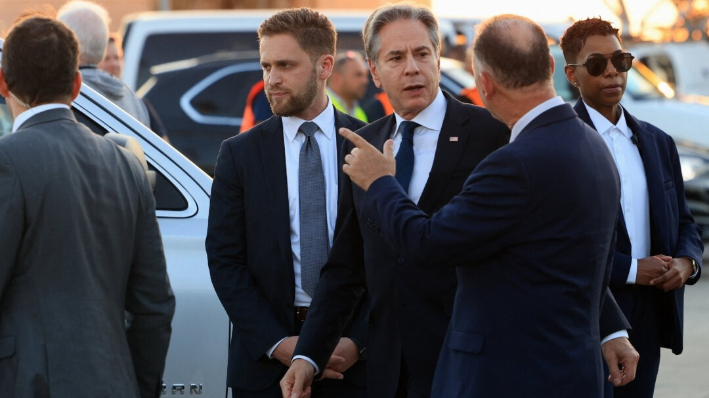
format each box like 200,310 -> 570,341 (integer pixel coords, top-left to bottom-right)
0,40 -> 229,397
120,10 -> 458,92
625,41 -> 709,102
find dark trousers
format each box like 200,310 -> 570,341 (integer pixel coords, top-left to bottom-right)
605,287 -> 662,398
395,355 -> 429,398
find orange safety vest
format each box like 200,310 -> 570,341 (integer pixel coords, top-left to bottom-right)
460,86 -> 484,107
240,80 -> 266,133
375,92 -> 394,115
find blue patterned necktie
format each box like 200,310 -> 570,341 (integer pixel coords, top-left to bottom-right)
395,121 -> 419,192
298,121 -> 328,297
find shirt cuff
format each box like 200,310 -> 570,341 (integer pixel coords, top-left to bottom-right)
626,258 -> 638,284
292,355 -> 320,374
267,336 -> 289,359
601,330 -> 629,345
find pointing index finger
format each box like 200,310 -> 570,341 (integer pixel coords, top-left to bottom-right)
339,127 -> 368,148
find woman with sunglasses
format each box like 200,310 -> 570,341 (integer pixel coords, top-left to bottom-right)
560,18 -> 702,398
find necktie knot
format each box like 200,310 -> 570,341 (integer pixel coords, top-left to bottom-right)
399,121 -> 419,143
299,121 -> 319,138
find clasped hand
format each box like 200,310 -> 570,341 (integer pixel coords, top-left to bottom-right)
278,337 -> 360,398
637,255 -> 692,291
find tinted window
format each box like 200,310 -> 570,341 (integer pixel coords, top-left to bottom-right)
190,68 -> 263,119
73,107 -> 188,212
138,32 -> 260,91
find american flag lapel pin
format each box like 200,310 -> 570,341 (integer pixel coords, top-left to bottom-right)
450,137 -> 459,142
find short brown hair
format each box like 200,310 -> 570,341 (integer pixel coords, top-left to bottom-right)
362,3 -> 440,65
560,18 -> 621,64
2,16 -> 79,106
258,8 -> 336,62
474,14 -> 550,89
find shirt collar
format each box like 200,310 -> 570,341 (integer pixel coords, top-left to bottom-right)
282,97 -> 336,142
583,100 -> 632,139
12,103 -> 71,133
393,89 -> 446,137
509,96 -> 565,143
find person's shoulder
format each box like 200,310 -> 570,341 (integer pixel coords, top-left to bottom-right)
353,113 -> 394,140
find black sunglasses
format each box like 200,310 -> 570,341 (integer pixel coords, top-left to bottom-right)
568,52 -> 635,76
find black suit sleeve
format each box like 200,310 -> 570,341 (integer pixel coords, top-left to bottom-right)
206,140 -> 291,360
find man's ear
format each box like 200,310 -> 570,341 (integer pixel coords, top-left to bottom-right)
479,71 -> 495,99
319,54 -> 334,81
0,70 -> 10,98
70,71 -> 82,101
368,58 -> 381,89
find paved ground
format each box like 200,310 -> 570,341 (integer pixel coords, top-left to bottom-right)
654,273 -> 709,398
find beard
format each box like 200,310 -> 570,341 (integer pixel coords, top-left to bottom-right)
267,67 -> 319,117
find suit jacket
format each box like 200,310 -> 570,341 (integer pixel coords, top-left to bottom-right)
359,103 -> 623,397
0,108 -> 175,398
206,106 -> 367,391
575,100 -> 703,354
296,93 -> 511,398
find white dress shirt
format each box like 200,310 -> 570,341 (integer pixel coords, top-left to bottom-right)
268,99 -> 339,359
12,104 -> 71,133
391,89 -> 447,204
282,99 -> 339,306
584,101 -> 650,284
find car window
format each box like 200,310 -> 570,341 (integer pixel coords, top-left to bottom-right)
0,95 -> 187,212
138,32 -> 260,91
189,68 -> 263,120
639,54 -> 676,87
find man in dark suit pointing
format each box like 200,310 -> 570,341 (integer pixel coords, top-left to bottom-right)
282,4 -> 510,398
326,14 -> 639,398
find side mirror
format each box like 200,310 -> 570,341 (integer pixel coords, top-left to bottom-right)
104,132 -> 157,193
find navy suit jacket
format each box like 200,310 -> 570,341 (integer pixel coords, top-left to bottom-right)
295,94 -> 510,398
205,106 -> 367,391
575,100 -> 703,355
359,103 -> 624,397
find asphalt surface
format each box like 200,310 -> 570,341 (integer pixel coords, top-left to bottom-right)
654,269 -> 709,397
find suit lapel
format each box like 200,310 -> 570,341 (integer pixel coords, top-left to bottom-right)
257,117 -> 293,266
627,112 -> 665,252
417,96 -> 472,213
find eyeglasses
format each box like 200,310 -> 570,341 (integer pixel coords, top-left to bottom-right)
568,52 -> 635,76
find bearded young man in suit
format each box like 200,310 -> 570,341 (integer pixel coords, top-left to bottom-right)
561,18 -> 703,398
282,4 -> 510,398
0,15 -> 174,398
313,14 -> 643,398
205,8 -> 367,398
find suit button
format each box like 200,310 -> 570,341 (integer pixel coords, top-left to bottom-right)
396,257 -> 404,264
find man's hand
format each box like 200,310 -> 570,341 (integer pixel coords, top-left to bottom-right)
651,257 -> 694,291
339,127 -> 395,191
328,338 -> 360,374
636,255 -> 671,286
272,336 -> 298,367
281,359 -> 314,398
601,337 -> 639,387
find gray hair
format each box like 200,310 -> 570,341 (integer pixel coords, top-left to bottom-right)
57,0 -> 110,65
362,3 -> 440,65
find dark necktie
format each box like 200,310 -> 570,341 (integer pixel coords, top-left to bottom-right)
298,121 -> 328,297
395,121 -> 419,193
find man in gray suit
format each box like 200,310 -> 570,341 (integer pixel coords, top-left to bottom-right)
0,15 -> 175,398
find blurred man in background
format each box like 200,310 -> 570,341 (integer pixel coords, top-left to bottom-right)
327,51 -> 369,122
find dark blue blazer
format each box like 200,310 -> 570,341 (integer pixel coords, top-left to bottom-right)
205,106 -> 367,391
575,99 -> 703,355
359,103 -> 624,397
295,94 -> 511,398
